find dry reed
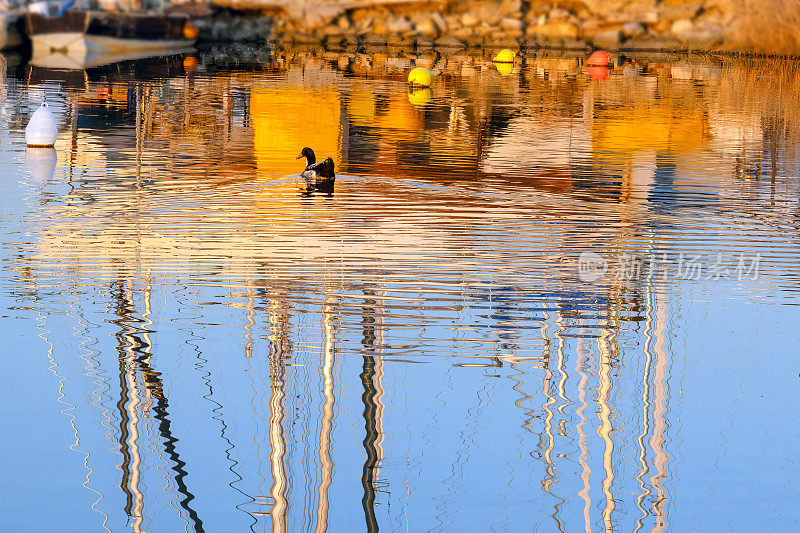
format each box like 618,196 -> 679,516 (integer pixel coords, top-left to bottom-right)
728,0 -> 800,56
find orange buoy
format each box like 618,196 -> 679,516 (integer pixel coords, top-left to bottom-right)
587,65 -> 610,81
183,56 -> 199,71
587,50 -> 611,67
97,87 -> 110,99
183,21 -> 199,40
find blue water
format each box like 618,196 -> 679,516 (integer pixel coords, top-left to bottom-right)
1,49 -> 799,531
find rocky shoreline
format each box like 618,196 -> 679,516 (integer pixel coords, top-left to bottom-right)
193,0 -> 771,55
1,0 -> 796,57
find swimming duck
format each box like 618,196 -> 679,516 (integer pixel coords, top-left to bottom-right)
297,147 -> 335,194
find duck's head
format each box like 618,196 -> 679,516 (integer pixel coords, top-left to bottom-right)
296,147 -> 316,165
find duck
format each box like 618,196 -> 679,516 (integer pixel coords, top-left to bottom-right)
297,147 -> 335,194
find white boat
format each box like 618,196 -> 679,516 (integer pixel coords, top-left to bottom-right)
24,9 -> 196,56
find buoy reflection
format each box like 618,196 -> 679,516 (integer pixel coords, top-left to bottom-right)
25,147 -> 57,182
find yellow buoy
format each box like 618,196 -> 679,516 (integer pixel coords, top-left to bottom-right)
407,87 -> 433,106
494,62 -> 514,76
408,67 -> 433,87
493,48 -> 516,63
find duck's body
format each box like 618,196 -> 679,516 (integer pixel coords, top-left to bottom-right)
297,147 -> 335,194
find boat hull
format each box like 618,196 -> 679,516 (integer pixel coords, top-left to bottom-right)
25,11 -> 195,56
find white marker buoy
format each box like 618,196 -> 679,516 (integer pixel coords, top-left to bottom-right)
25,102 -> 57,147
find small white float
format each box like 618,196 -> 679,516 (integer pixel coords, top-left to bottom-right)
25,102 -> 57,147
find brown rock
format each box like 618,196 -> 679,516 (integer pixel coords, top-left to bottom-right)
431,12 -> 448,33
679,27 -> 723,49
355,17 -> 374,35
659,2 -> 703,21
435,35 -> 466,48
415,18 -> 440,39
621,36 -> 685,51
532,21 -> 580,40
373,21 -> 389,36
498,0 -> 523,17
564,40 -> 591,51
386,33 -> 410,46
463,34 -> 486,47
336,15 -> 351,31
485,35 -> 521,48
622,21 -> 646,38
325,35 -> 346,48
350,9 -> 372,22
579,20 -> 623,40
592,29 -> 622,49
624,4 -> 659,24
549,8 -> 571,20
321,25 -> 345,37
500,17 -> 524,32
293,33 -> 322,45
365,34 -> 387,46
461,12 -> 480,27
671,19 -> 693,35
388,16 -> 413,33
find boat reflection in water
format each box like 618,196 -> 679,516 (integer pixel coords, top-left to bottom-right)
3,48 -> 800,531
29,46 -> 194,70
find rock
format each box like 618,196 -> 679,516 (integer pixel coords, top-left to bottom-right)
623,4 -> 659,24
300,6 -> 343,30
485,36 -> 521,48
461,12 -> 480,27
435,35 -> 466,48
671,19 -> 694,35
565,40 -> 591,51
324,35 -> 346,48
549,8 -> 571,20
355,16 -> 374,34
293,33 -> 322,45
497,0 -> 523,17
350,9 -> 372,22
621,36 -> 685,51
373,21 -> 388,35
320,24 -> 344,37
365,34 -> 387,46
387,16 -> 413,34
463,34 -> 487,47
431,12 -> 448,33
531,21 -> 579,40
659,2 -> 703,21
415,18 -> 440,39
500,17 -> 524,32
336,16 -> 351,31
579,20 -> 623,41
680,27 -> 723,49
622,21 -> 646,39
592,29 -> 622,49
386,33 -> 410,46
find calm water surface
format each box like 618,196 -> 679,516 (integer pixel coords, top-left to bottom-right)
1,49 -> 799,531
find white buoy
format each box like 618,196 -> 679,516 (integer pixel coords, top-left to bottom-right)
26,147 -> 57,182
25,102 -> 57,147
